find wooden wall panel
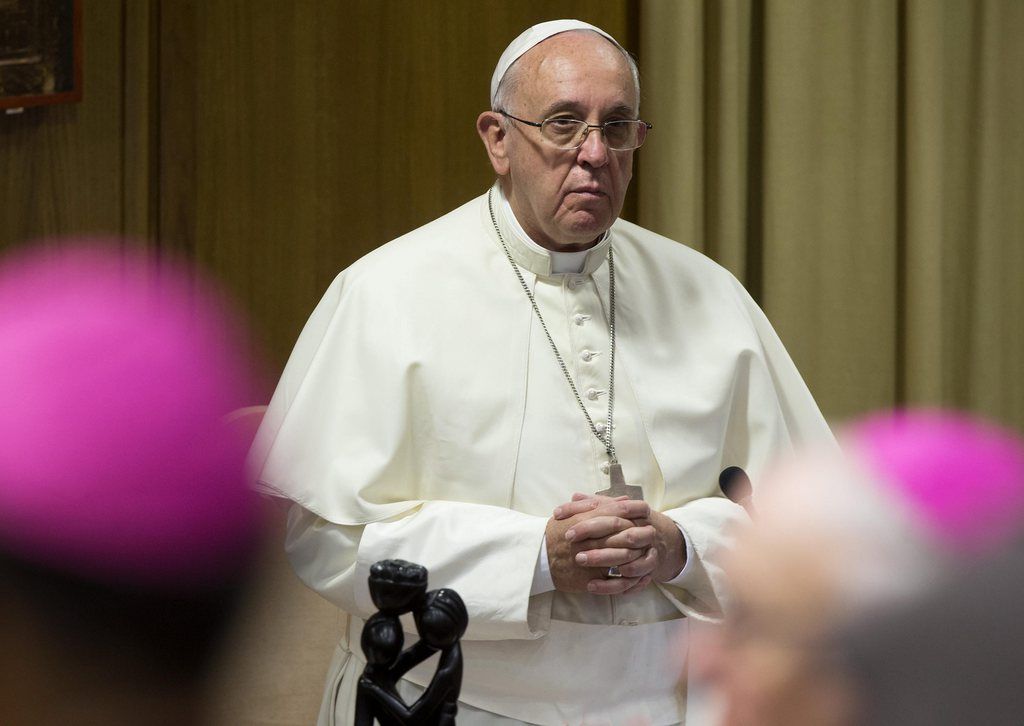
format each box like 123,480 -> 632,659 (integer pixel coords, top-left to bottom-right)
0,1 -> 128,246
159,0 -> 634,372
1,1 -> 633,373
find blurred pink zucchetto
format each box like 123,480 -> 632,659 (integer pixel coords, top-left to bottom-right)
0,240 -> 262,589
848,409 -> 1024,557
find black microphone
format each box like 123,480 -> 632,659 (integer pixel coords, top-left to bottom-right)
719,466 -> 756,517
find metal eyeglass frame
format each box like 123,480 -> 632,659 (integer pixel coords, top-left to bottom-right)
497,110 -> 653,151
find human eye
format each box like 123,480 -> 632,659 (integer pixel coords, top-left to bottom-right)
547,116 -> 582,130
603,120 -> 634,146
542,117 -> 584,145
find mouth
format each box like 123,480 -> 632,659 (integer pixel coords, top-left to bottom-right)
567,187 -> 606,198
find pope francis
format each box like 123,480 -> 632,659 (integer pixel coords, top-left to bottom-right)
251,19 -> 833,726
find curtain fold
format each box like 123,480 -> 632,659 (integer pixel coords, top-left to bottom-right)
638,0 -> 755,280
638,0 -> 1023,431
902,0 -> 1024,427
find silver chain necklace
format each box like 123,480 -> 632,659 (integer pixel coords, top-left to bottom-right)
487,190 -> 642,502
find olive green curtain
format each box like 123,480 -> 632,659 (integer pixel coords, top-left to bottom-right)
636,0 -> 1024,432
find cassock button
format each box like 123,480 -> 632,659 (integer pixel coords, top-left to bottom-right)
587,388 -> 600,400
581,350 -> 594,362
574,314 -> 587,326
600,462 -> 610,474
595,423 -> 606,435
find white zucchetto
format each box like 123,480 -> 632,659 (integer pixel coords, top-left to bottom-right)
489,19 -> 625,107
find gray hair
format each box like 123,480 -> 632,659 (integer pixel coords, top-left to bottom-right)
491,30 -> 641,118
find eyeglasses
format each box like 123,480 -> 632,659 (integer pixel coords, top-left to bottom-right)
498,111 -> 652,151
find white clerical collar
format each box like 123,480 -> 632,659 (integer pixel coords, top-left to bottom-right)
493,183 -> 611,277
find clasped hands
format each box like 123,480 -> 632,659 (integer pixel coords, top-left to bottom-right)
545,493 -> 686,596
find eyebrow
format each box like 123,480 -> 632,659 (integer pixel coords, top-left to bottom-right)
537,101 -> 638,120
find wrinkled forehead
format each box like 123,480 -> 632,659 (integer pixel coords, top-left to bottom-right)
508,32 -> 637,112
521,30 -> 630,78
490,20 -> 628,104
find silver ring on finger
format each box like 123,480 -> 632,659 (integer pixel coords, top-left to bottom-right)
606,566 -> 623,578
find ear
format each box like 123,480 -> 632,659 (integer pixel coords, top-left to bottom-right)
476,111 -> 510,176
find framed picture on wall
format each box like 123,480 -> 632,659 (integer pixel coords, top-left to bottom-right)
0,0 -> 82,113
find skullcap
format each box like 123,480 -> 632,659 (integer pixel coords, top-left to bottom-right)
850,409 -> 1024,557
490,19 -> 624,106
0,240 -> 262,589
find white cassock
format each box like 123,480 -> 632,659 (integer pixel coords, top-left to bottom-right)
250,183 -> 833,725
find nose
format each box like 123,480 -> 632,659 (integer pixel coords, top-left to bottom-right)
576,127 -> 610,168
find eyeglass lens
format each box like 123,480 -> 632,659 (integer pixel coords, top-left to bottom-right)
540,119 -> 647,150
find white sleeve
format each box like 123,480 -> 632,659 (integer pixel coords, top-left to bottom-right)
285,501 -> 552,642
648,277 -> 834,622
656,498 -> 747,622
663,521 -> 697,586
532,536 -> 556,595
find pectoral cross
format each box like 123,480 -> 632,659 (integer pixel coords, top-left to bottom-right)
596,461 -> 644,501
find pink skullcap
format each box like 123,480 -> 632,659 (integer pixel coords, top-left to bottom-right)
0,240 -> 262,590
849,409 -> 1024,557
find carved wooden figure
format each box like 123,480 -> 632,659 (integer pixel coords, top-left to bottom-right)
356,559 -> 467,725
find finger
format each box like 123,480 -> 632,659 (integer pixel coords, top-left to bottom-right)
555,493 -> 626,519
574,546 -> 646,568
601,524 -> 657,550
575,525 -> 653,551
553,498 -> 601,520
594,499 -> 650,521
620,575 -> 653,595
565,501 -> 651,537
571,492 -> 627,502
616,546 -> 658,579
565,515 -> 635,542
559,498 -> 650,523
586,575 -> 645,596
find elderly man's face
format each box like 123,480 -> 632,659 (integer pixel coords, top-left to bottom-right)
487,32 -> 638,251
